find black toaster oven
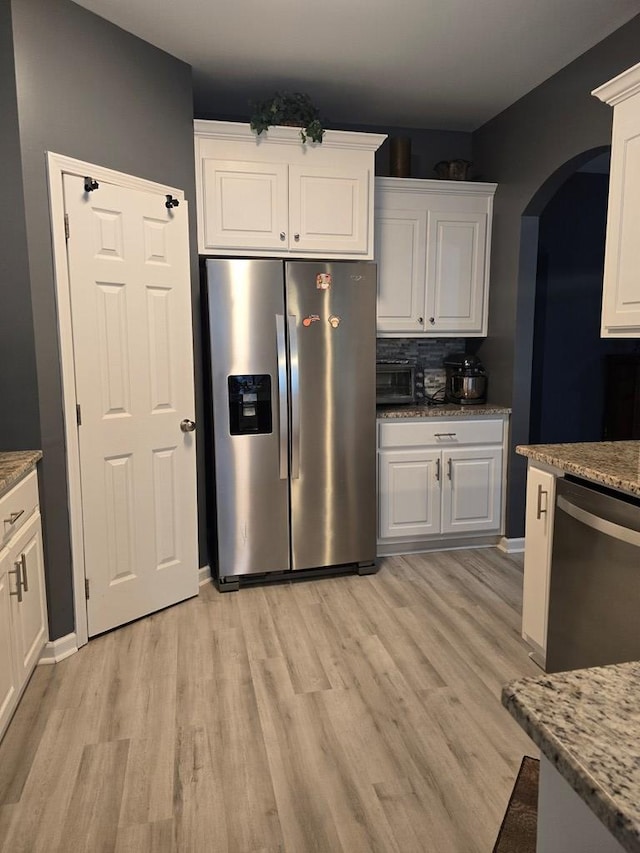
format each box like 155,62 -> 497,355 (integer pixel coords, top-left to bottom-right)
376,361 -> 416,405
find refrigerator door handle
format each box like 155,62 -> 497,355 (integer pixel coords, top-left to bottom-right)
288,314 -> 301,479
276,314 -> 288,480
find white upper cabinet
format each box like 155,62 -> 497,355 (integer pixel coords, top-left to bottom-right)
375,178 -> 496,336
194,121 -> 386,258
593,62 -> 640,337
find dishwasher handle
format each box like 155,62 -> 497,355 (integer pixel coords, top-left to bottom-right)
557,494 -> 640,548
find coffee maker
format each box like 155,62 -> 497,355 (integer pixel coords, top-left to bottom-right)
443,354 -> 488,405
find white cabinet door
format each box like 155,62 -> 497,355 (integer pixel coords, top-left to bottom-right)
200,159 -> 288,252
0,560 -> 18,739
8,511 -> 48,683
522,466 -> 556,653
601,96 -> 640,334
425,210 -> 487,334
375,208 -> 427,333
593,64 -> 640,336
289,164 -> 369,254
379,450 -> 441,539
441,447 -> 502,534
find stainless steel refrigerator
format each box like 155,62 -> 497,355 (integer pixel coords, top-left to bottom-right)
203,258 -> 376,587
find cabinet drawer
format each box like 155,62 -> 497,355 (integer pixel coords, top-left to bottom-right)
0,470 -> 39,551
378,418 -> 503,449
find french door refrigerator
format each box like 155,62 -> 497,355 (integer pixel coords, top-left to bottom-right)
203,258 -> 376,588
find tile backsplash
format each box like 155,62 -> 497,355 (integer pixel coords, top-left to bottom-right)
376,338 -> 466,399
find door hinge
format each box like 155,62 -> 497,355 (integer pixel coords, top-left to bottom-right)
76,404 -> 82,426
85,578 -> 90,600
64,213 -> 70,241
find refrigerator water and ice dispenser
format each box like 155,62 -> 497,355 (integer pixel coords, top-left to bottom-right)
227,375 -> 272,435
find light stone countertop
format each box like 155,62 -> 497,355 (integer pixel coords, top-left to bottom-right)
0,451 -> 42,499
516,440 -> 640,497
503,661 -> 640,853
377,403 -> 511,419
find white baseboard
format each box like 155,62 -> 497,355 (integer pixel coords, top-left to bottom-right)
38,632 -> 78,665
198,564 -> 212,586
498,537 -> 525,553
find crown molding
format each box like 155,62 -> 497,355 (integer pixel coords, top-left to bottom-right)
194,119 -> 387,152
375,176 -> 497,196
592,62 -> 640,106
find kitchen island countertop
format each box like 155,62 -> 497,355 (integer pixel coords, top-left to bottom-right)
516,440 -> 640,497
0,451 -> 42,499
503,661 -> 640,853
377,403 -> 511,419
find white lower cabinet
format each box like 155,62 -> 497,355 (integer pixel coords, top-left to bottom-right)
379,449 -> 441,539
377,418 -> 506,552
0,471 -> 48,741
521,464 -> 557,658
0,569 -> 18,735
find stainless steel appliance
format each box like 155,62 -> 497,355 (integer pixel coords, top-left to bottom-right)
203,259 -> 377,588
444,353 -> 488,404
376,361 -> 415,405
545,477 -> 640,672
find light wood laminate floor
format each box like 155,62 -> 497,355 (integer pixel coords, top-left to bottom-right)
0,548 -> 538,853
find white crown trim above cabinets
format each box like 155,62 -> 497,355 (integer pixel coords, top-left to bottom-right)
592,61 -> 640,106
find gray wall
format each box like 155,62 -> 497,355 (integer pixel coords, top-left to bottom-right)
0,2 -> 39,451
472,13 -> 640,537
10,0 -> 201,639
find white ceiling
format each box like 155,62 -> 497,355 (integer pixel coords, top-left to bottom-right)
73,0 -> 640,131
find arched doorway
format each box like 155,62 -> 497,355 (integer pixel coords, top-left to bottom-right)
520,146 -> 637,447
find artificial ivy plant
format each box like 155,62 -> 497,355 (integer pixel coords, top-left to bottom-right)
249,92 -> 325,143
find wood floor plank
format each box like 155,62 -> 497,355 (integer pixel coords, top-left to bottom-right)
251,656 -> 347,853
173,723 -> 229,852
0,546 -> 542,853
266,585 -> 333,694
114,818 -> 176,853
55,738 -> 130,853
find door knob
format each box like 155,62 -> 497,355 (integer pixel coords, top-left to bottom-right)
180,419 -> 196,433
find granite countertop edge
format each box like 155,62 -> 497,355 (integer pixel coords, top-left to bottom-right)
516,442 -> 640,497
502,676 -> 640,853
0,451 -> 43,499
377,403 -> 511,419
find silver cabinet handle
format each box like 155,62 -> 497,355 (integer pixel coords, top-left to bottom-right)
447,458 -> 452,480
294,233 -> 300,242
19,553 -> 28,592
434,432 -> 457,439
280,232 -> 286,241
288,315 -> 301,480
435,458 -> 440,482
536,484 -> 548,519
276,314 -> 288,480
180,419 -> 196,433
9,565 -> 23,603
4,509 -> 24,527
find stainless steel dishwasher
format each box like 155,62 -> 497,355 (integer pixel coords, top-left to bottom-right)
546,477 -> 640,673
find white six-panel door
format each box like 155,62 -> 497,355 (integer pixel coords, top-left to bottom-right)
63,174 -> 198,636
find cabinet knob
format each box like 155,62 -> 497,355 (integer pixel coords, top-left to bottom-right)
294,233 -> 300,242
418,317 -> 424,325
280,232 -> 286,241
429,317 -> 435,325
